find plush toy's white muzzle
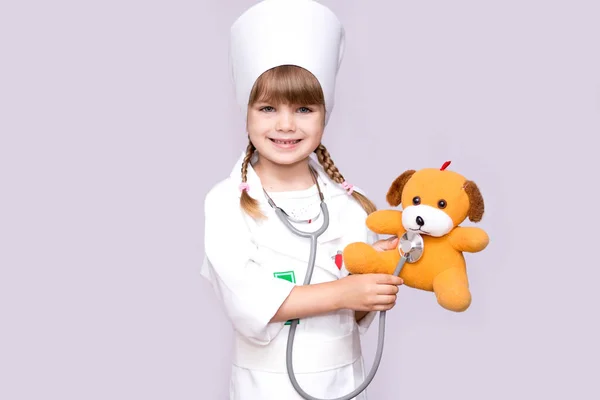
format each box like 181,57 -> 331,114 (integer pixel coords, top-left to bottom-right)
402,205 -> 454,237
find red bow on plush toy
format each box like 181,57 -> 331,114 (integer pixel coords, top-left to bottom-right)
343,161 -> 490,312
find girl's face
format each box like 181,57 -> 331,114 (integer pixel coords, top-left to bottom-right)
246,101 -> 325,166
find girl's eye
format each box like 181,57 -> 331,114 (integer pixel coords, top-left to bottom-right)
260,106 -> 275,112
298,107 -> 311,113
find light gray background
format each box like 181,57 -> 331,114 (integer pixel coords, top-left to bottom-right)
1,0 -> 599,399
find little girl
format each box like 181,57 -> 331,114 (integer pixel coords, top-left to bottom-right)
201,1 -> 403,399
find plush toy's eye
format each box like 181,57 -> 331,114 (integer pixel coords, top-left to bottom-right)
438,199 -> 447,209
412,196 -> 421,205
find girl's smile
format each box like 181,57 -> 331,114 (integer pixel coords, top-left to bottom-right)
269,138 -> 303,149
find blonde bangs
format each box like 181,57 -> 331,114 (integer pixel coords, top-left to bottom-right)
249,65 -> 325,107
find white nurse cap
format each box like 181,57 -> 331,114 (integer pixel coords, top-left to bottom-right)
229,0 -> 345,125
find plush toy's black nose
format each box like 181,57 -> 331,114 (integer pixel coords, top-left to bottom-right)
416,216 -> 424,226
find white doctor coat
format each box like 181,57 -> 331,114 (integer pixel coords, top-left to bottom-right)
200,152 -> 379,400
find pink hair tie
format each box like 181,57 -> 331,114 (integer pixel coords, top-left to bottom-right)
341,181 -> 354,195
239,182 -> 250,192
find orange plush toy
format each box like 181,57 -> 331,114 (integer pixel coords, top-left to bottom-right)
343,161 -> 489,312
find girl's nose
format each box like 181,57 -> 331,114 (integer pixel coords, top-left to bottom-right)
276,111 -> 295,132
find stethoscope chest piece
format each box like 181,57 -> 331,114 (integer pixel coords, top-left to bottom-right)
399,231 -> 424,263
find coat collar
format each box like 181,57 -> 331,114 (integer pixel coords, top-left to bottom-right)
229,151 -> 353,278
227,150 -> 349,206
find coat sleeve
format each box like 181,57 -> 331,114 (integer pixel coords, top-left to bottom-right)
199,181 -> 296,345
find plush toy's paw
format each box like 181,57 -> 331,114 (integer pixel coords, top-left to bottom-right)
432,267 -> 472,312
343,242 -> 380,274
449,227 -> 490,253
343,242 -> 399,275
365,209 -> 404,236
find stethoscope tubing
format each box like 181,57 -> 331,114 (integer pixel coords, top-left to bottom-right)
272,202 -> 408,400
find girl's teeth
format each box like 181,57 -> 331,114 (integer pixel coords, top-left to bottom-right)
274,139 -> 300,144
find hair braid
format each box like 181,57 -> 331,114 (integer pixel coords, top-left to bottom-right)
315,144 -> 377,215
239,139 -> 266,220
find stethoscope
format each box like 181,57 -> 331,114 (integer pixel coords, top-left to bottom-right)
264,166 -> 424,400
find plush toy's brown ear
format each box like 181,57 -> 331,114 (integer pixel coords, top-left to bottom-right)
464,180 -> 484,222
386,170 -> 416,207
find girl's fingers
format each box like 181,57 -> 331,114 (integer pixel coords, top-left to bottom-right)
373,274 -> 404,286
372,301 -> 397,311
374,294 -> 397,306
376,284 -> 400,295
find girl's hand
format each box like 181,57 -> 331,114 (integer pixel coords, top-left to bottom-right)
372,235 -> 399,252
340,236 -> 402,313
336,273 -> 403,312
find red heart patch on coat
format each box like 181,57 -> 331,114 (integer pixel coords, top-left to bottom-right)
333,251 -> 343,270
